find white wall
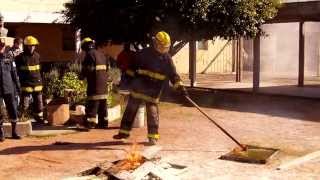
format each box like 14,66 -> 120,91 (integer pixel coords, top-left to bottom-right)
259,22 -> 320,78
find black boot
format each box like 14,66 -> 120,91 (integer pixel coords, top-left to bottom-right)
11,122 -> 21,139
97,119 -> 108,129
113,133 -> 130,140
0,125 -> 5,142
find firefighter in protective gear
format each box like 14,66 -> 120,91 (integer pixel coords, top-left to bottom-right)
113,31 -> 188,145
15,36 -> 44,124
0,37 -> 22,141
80,38 -> 109,129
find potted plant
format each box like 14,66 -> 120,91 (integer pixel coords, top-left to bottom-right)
43,68 -> 86,126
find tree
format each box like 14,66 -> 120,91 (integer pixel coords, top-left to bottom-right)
64,0 -> 280,44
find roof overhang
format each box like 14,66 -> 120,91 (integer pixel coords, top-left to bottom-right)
268,1 -> 320,23
2,11 -> 66,24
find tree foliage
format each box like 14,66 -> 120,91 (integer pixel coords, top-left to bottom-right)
64,0 -> 280,43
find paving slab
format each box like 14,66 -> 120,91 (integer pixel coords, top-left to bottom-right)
0,97 -> 319,179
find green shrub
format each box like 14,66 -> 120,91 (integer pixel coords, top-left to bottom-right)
43,68 -> 62,99
43,64 -> 121,108
62,72 -> 87,106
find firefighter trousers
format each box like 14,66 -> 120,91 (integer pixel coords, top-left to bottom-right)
20,92 -> 44,122
119,96 -> 159,139
84,99 -> 108,127
0,93 -> 18,124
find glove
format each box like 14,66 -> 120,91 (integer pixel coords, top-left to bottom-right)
178,85 -> 189,97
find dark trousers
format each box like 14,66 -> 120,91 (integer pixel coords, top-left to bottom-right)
0,94 -> 18,124
20,92 -> 43,121
85,99 -> 108,125
120,96 -> 159,138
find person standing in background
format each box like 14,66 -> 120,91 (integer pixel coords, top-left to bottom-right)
7,38 -> 23,59
0,37 -> 22,141
0,13 -> 8,37
16,36 -> 44,124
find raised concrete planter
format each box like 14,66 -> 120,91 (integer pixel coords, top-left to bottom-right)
108,104 -> 121,122
133,104 -> 145,128
69,104 -> 122,124
3,121 -> 32,137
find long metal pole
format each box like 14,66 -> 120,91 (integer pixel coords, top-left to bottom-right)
185,96 -> 246,150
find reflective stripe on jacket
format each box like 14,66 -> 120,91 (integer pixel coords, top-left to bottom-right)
129,47 -> 182,103
15,52 -> 42,88
81,48 -> 109,97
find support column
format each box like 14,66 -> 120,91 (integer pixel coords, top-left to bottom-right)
253,37 -> 261,92
189,41 -> 197,87
298,21 -> 305,87
236,38 -> 243,82
232,40 -> 236,73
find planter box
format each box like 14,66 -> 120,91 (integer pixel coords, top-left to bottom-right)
3,121 -> 32,137
47,98 -> 70,126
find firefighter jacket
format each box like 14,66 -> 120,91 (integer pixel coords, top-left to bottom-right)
15,51 -> 43,93
81,48 -> 109,100
129,47 -> 182,104
0,53 -> 21,96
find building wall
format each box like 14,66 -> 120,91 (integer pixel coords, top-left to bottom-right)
105,39 -> 234,75
172,39 -> 233,74
7,23 -> 74,62
251,22 -> 320,79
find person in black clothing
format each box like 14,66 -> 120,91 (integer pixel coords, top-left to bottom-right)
15,36 -> 44,124
80,38 -> 109,129
113,31 -> 188,145
0,37 -> 22,141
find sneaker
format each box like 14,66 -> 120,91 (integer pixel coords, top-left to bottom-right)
113,133 -> 129,140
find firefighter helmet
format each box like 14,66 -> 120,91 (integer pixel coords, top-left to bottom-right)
155,31 -> 171,47
154,31 -> 171,54
81,37 -> 93,46
24,36 -> 39,46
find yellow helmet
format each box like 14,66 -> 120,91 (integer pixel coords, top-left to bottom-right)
81,37 -> 93,45
24,36 -> 39,46
155,31 -> 171,47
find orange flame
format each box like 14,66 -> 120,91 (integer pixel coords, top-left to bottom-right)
112,142 -> 145,172
126,143 -> 144,168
